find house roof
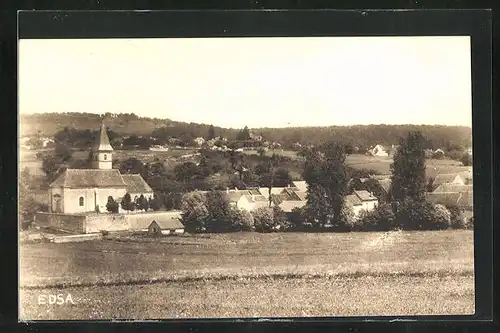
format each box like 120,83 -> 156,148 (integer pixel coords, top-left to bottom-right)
292,180 -> 308,192
345,194 -> 362,206
92,122 -> 113,152
295,191 -> 308,201
353,190 -> 378,201
121,174 -> 154,194
426,192 -> 462,207
377,179 -> 392,193
243,194 -> 268,202
369,174 -> 391,181
278,200 -> 307,212
50,169 -> 127,188
433,184 -> 472,194
433,173 -> 463,186
150,216 -> 184,230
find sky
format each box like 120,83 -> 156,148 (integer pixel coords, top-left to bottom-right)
18,36 -> 472,129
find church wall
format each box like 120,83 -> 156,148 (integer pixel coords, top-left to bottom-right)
62,187 -> 126,214
35,212 -> 86,233
85,213 -> 128,233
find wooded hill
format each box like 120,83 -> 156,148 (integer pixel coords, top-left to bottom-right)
19,112 -> 472,150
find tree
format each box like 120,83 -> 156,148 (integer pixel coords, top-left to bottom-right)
288,206 -> 307,230
229,206 -> 254,231
180,191 -> 209,233
273,168 -> 293,187
208,125 -> 216,140
448,205 -> 466,229
358,203 -> 396,231
54,142 -> 73,162
120,193 -> 133,211
205,190 -> 232,232
106,196 -> 119,213
236,126 -> 251,141
390,132 -> 427,203
119,157 -> 146,175
460,153 -> 472,166
303,142 -> 349,229
148,193 -> 162,211
257,147 -> 266,157
174,162 -> 201,182
252,207 -> 276,233
136,194 -> 149,211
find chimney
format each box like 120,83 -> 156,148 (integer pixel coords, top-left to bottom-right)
234,187 -> 238,192
226,187 -> 229,193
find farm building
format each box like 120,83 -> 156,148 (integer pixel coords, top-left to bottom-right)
48,122 -> 154,214
431,173 -> 465,191
426,191 -> 473,219
368,145 -> 389,157
146,218 -> 185,236
345,190 -> 379,217
227,191 -> 270,212
432,184 -> 472,194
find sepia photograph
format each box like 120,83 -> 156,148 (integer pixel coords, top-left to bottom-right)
18,36 -> 474,320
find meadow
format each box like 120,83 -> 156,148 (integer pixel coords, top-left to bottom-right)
19,230 -> 474,320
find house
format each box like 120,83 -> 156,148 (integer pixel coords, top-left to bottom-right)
369,145 -> 389,157
344,190 -> 379,217
228,192 -> 269,211
292,180 -> 308,193
432,184 -> 472,194
426,191 -> 473,219
146,218 -> 185,236
278,200 -> 307,213
431,173 -> 465,191
48,122 -> 154,214
193,137 -> 205,147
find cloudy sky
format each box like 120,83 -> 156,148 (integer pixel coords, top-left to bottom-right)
18,36 -> 472,129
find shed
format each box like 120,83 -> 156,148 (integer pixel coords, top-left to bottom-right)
147,218 -> 185,236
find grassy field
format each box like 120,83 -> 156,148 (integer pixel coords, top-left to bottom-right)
19,230 -> 474,320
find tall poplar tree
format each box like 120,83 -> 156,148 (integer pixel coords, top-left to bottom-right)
390,131 -> 427,203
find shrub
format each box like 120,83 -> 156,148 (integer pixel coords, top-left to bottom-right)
340,202 -> 360,231
229,206 -> 254,231
466,217 -> 474,230
288,206 -> 307,230
448,205 -> 467,229
272,206 -> 288,231
395,199 -> 450,230
359,203 -> 397,231
148,194 -> 162,211
252,207 -> 276,233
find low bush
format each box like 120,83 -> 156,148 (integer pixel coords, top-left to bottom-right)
252,207 -> 276,233
395,199 -> 451,230
358,204 -> 397,231
448,205 -> 467,229
229,206 -> 255,231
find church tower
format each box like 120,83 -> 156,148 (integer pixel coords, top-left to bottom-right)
92,122 -> 113,170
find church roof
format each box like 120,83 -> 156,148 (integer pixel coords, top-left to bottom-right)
121,174 -> 154,194
50,169 -> 127,188
92,122 -> 113,152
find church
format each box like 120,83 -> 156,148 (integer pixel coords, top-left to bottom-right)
48,122 -> 154,214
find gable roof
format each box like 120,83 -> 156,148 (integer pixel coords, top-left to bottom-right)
295,191 -> 308,201
49,169 -> 127,188
292,181 -> 308,192
426,192 -> 461,207
243,194 -> 268,202
433,173 -> 463,187
92,122 -> 114,152
345,194 -> 362,206
121,174 -> 154,194
433,184 -> 472,194
278,200 -> 307,212
369,174 -> 391,181
150,216 -> 184,230
353,190 -> 378,201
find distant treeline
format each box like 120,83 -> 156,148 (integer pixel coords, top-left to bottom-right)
20,112 -> 471,150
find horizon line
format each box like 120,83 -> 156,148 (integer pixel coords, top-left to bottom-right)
19,112 -> 473,130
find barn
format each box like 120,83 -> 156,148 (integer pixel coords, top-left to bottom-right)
146,218 -> 185,236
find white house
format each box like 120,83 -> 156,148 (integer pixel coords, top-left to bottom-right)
369,145 -> 389,157
344,190 -> 379,217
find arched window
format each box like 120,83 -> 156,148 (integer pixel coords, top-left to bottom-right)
79,196 -> 84,206
104,154 -> 107,160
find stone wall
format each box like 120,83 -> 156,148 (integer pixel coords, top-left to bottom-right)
35,213 -> 86,233
85,213 -> 128,233
36,211 -> 184,234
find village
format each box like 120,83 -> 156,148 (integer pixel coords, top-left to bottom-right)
19,119 -> 473,242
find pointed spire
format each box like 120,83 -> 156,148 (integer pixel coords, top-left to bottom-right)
92,121 -> 113,152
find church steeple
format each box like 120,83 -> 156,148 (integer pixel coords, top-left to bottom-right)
92,122 -> 113,170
